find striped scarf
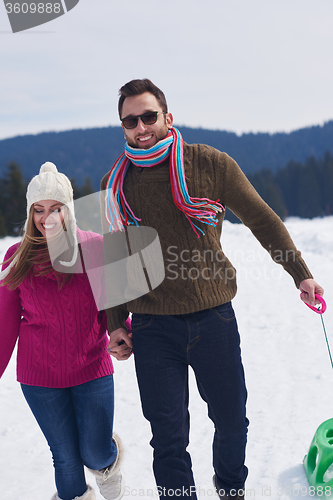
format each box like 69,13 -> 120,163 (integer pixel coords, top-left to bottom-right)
104,127 -> 224,237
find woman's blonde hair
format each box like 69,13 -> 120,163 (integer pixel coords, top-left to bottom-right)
1,205 -> 74,290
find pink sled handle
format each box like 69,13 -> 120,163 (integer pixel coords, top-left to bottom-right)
302,293 -> 327,314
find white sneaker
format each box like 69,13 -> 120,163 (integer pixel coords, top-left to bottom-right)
90,434 -> 124,500
51,484 -> 96,500
96,466 -> 124,500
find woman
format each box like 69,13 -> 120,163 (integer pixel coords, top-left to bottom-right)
0,162 -> 131,500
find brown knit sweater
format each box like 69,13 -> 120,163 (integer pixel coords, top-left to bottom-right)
101,142 -> 313,331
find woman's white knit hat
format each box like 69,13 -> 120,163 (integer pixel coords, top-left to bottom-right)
25,161 -> 78,267
0,162 -> 78,281
26,161 -> 74,216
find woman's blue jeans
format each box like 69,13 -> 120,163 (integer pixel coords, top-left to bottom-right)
21,375 -> 117,500
132,302 -> 249,499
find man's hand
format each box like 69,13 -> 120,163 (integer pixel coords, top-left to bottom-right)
107,327 -> 133,361
299,278 -> 324,307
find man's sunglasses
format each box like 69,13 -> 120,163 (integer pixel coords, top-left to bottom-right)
121,111 -> 164,130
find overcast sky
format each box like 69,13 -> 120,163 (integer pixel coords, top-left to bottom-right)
0,0 -> 332,140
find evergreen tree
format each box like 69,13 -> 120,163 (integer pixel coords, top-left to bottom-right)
1,162 -> 27,236
321,152 -> 333,215
70,177 -> 80,199
0,210 -> 6,237
253,152 -> 331,219
79,177 -> 94,198
276,161 -> 301,216
297,157 -> 322,218
248,169 -> 286,220
71,177 -> 94,199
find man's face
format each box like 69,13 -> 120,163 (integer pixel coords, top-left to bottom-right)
121,92 -> 173,149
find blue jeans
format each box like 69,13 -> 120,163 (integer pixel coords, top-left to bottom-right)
132,303 -> 249,499
21,375 -> 117,500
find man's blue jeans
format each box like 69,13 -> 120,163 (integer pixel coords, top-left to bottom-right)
21,375 -> 117,500
132,302 -> 249,499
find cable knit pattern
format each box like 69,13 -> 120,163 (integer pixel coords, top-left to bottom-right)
101,142 -> 313,332
0,229 -> 114,388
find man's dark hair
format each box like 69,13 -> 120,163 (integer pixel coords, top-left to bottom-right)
118,79 -> 168,118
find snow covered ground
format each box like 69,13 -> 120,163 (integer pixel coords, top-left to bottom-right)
1,216 -> 333,500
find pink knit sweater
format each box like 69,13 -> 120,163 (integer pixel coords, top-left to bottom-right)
0,229 -> 117,388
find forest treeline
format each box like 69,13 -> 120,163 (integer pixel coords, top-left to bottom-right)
1,121 -> 333,185
0,152 -> 332,236
246,151 -> 333,221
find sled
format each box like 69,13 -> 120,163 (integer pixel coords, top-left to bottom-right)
304,418 -> 333,492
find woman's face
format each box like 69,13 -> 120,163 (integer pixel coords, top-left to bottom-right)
33,200 -> 65,237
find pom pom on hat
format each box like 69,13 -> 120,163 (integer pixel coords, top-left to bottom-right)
26,161 -> 74,209
40,162 -> 58,173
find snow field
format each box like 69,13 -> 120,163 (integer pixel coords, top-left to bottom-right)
1,217 -> 333,499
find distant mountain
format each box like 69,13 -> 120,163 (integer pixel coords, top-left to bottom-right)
0,121 -> 332,188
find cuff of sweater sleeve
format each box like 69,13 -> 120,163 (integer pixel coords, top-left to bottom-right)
106,307 -> 129,333
283,257 -> 313,289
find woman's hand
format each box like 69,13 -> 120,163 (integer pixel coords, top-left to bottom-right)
107,327 -> 133,360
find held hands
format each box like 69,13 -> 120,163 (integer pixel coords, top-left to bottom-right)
107,327 -> 133,361
299,278 -> 324,307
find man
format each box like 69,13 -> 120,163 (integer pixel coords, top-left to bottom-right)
101,79 -> 323,500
